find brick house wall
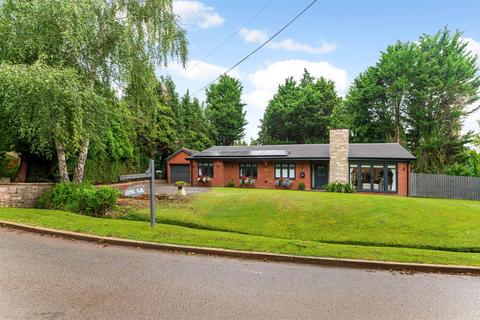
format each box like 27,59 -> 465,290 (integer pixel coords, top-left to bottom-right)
192,160 -> 312,190
167,150 -> 191,184
397,162 -> 410,196
191,159 -> 410,196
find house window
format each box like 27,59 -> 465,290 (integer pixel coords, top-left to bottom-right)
349,163 -> 359,190
198,161 -> 214,177
349,162 -> 397,193
239,163 -> 258,178
386,164 -> 397,192
275,163 -> 295,179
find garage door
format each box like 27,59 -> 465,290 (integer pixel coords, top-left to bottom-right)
170,164 -> 191,183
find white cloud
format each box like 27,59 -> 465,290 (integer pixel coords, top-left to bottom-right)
173,0 -> 224,29
166,59 -> 240,81
246,59 -> 349,111
238,28 -> 336,54
268,39 -> 336,54
463,104 -> 480,135
460,38 -> 480,135
238,28 -> 268,43
462,37 -> 480,59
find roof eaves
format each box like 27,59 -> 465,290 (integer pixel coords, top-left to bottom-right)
166,147 -> 197,161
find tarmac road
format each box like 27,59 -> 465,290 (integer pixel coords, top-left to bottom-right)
1,227 -> 480,320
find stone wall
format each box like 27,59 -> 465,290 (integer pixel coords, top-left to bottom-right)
0,183 -> 54,208
329,129 -> 350,183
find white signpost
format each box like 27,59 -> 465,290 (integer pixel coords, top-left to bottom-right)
120,159 -> 156,227
123,185 -> 146,197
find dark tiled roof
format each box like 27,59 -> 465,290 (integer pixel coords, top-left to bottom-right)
166,147 -> 198,161
349,143 -> 415,160
189,143 -> 415,161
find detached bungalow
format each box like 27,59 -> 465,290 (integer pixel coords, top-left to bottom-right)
166,129 -> 416,196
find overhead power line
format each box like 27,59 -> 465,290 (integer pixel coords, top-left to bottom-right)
187,0 -> 275,73
193,0 -> 318,96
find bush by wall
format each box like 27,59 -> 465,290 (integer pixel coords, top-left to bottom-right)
37,183 -> 119,216
326,182 -> 355,193
297,182 -> 306,190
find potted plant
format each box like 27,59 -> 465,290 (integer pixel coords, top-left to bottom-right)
275,178 -> 282,187
239,176 -> 256,187
239,175 -> 250,186
197,175 -> 211,184
275,177 -> 292,189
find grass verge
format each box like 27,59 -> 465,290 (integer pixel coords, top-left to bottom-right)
2,207 -> 480,267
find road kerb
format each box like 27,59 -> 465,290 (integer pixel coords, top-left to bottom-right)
1,220 -> 480,275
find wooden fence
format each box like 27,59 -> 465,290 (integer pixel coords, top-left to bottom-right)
409,173 -> 480,201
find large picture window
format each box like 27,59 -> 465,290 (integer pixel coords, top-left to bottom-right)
198,161 -> 214,177
239,163 -> 258,178
275,163 -> 295,179
349,162 -> 397,193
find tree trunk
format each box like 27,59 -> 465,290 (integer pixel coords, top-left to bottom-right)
55,139 -> 70,182
73,139 -> 90,183
15,152 -> 29,182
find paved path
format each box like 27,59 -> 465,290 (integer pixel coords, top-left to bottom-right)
1,228 -> 480,320
154,183 -> 209,195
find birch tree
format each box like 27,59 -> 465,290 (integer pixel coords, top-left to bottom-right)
0,0 -> 187,181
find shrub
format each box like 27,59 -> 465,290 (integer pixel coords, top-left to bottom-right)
326,182 -> 355,193
226,179 -> 235,187
37,183 -> 119,216
0,152 -> 19,178
297,182 -> 305,190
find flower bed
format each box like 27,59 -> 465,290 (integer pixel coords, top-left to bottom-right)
197,176 -> 212,184
275,177 -> 293,189
239,176 -> 255,187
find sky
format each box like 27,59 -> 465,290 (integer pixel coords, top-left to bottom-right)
158,0 -> 480,142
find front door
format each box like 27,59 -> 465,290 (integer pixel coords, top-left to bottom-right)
313,163 -> 329,189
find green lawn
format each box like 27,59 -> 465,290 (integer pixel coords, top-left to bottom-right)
2,206 -> 480,266
1,187 -> 480,266
134,188 -> 480,253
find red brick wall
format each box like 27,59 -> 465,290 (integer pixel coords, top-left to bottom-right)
397,162 -> 410,196
192,160 -> 311,190
166,151 -> 191,184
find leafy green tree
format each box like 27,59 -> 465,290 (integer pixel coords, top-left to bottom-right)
258,78 -> 299,144
259,70 -> 342,144
233,140 -> 248,146
405,30 -> 479,172
124,64 -> 177,161
344,42 -> 415,143
345,28 -> 479,173
157,76 -> 181,124
83,100 -> 140,184
0,0 -> 187,181
443,149 -> 480,177
205,75 -> 247,145
178,91 -> 213,150
0,63 -> 106,182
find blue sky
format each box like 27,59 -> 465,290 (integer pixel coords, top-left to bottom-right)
159,0 -> 480,141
